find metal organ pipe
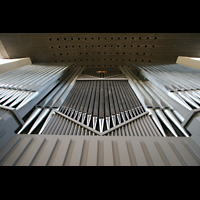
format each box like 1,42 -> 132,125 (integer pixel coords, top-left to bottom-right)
11,63 -> 194,138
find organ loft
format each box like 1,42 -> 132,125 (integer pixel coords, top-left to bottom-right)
0,33 -> 200,166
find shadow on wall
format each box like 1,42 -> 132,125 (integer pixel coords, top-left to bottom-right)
34,50 -> 48,63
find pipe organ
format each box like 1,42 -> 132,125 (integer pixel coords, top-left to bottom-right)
0,62 -> 200,166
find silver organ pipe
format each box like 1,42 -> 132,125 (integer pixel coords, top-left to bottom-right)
1,63 -> 199,138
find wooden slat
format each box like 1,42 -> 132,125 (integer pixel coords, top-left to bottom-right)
117,140 -> 131,166
144,140 -> 165,166
31,138 -> 58,166
154,140 -> 182,166
130,140 -> 148,166
16,137 -> 46,166
2,137 -> 33,166
50,138 -> 71,166
86,139 -> 98,166
69,139 -> 84,166
1,135 -> 200,166
170,139 -> 199,166
0,136 -> 21,164
103,140 -> 114,166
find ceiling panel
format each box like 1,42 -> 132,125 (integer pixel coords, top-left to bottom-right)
0,33 -> 200,67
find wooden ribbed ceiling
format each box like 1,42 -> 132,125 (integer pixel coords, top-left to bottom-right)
0,33 -> 200,67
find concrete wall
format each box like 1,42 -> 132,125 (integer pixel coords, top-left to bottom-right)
176,56 -> 200,70
0,57 -> 32,74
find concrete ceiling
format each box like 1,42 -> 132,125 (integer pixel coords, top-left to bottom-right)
0,33 -> 200,67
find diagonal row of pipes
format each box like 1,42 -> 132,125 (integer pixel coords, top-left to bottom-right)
0,64 -> 70,109
137,63 -> 200,110
17,66 -> 83,134
59,80 -> 145,132
120,65 -> 190,137
40,111 -> 162,137
16,63 -> 193,137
